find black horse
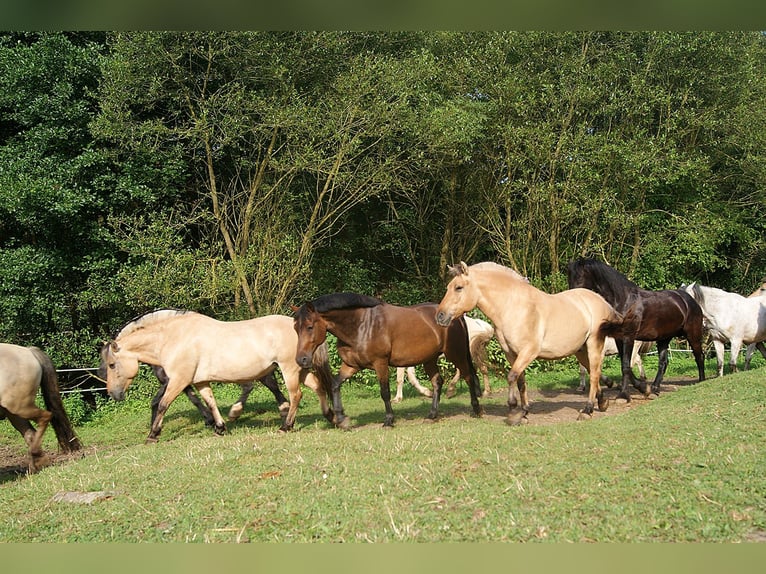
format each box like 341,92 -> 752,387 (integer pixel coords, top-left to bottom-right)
566,258 -> 705,401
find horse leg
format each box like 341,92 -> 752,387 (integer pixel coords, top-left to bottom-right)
152,366 -> 215,428
393,367 -> 405,403
148,379 -> 192,443
301,371 -> 334,426
445,369 -> 460,398
729,339 -> 743,374
576,346 -> 607,419
280,371 -> 303,432
619,337 -> 639,401
193,384 -> 227,435
689,336 -> 706,383
423,359 -> 444,420
329,364 -> 357,430
228,381 -> 253,421
260,373 -> 290,416
650,340 -> 671,396
712,339 -> 725,377
408,366 -> 433,398
5,410 -> 51,473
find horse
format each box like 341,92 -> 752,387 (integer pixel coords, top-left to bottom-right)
100,310 -> 335,443
393,316 -> 495,402
435,261 -> 624,423
0,343 -> 82,473
292,293 -> 482,428
744,282 -> 766,370
682,283 -> 766,377
577,337 -> 653,392
567,258 -> 706,401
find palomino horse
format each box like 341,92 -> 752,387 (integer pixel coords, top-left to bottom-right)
0,344 -> 81,473
100,310 -> 334,443
435,261 -> 624,423
292,293 -> 482,428
744,281 -> 766,370
577,338 -> 653,392
567,258 -> 705,400
682,283 -> 766,377
393,316 -> 495,402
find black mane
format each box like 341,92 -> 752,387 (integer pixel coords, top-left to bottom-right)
307,292 -> 383,313
566,258 -> 640,307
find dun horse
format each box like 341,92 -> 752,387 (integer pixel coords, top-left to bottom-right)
292,293 -> 482,428
100,310 -> 335,443
1,343 -> 81,473
567,258 -> 706,400
436,261 -> 624,423
682,283 -> 766,377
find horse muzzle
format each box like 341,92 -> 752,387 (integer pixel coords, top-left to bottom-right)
108,389 -> 126,402
296,354 -> 313,369
435,310 -> 453,327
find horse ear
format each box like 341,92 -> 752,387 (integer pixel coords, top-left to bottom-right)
110,341 -> 120,353
305,302 -> 316,313
459,261 -> 469,275
290,305 -> 300,313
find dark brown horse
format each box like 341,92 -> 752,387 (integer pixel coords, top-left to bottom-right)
292,293 -> 482,428
567,258 -> 705,401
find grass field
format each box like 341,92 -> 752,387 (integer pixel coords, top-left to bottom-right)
1,350 -> 765,542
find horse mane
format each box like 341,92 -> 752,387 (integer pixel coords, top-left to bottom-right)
113,309 -> 194,340
307,292 -> 383,313
469,261 -> 528,283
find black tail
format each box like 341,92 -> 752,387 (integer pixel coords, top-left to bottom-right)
598,307 -> 632,340
458,316 -> 482,397
30,347 -> 82,453
311,342 -> 336,397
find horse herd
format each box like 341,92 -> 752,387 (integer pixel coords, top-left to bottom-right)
2,258 -> 765,474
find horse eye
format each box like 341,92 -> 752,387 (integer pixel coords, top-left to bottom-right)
455,285 -> 464,292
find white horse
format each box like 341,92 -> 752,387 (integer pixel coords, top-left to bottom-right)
393,316 -> 495,402
744,282 -> 766,369
682,283 -> 766,377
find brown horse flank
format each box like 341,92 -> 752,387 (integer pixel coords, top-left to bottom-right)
436,262 -> 624,423
100,310 -> 334,443
567,258 -> 705,400
0,343 -> 81,473
292,293 -> 482,428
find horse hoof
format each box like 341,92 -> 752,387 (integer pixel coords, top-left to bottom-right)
506,412 -> 528,426
598,400 -> 609,412
214,425 -> 226,436
145,437 -> 159,444
228,403 -> 244,420
392,397 -> 402,404
423,390 -> 434,398
337,418 -> 352,431
445,390 -> 456,399
576,411 -> 593,421
615,397 -> 629,405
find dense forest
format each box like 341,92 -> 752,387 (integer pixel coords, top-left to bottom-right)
1,31 -> 765,366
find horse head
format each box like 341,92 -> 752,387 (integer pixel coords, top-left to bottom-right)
437,261 -> 477,326
292,302 -> 328,369
100,340 -> 139,401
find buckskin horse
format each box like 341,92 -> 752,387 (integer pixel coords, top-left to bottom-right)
1,343 -> 81,473
567,258 -> 706,400
292,293 -> 482,429
100,310 -> 335,443
436,261 -> 624,423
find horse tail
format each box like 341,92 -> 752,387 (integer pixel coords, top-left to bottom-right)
311,342 -> 335,397
598,306 -> 632,340
458,315 -> 481,393
29,347 -> 82,453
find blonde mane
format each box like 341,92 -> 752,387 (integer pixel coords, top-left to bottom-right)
471,261 -> 528,283
115,309 -> 194,340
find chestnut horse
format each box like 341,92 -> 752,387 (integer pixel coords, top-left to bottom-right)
1,343 -> 81,473
567,258 -> 706,400
100,310 -> 334,443
435,261 -> 624,423
292,293 -> 482,428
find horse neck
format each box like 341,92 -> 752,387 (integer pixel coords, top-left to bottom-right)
472,268 -> 529,323
116,325 -> 164,364
321,307 -> 372,344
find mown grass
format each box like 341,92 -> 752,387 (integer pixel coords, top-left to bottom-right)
1,351 -> 765,542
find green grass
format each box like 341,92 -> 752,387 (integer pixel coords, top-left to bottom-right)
1,352 -> 765,542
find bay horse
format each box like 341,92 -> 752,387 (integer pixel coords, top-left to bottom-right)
682,283 -> 766,377
292,293 -> 482,428
393,316 -> 495,402
100,310 -> 334,443
435,261 -> 624,423
744,282 -> 766,370
1,343 -> 81,473
567,258 -> 705,401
